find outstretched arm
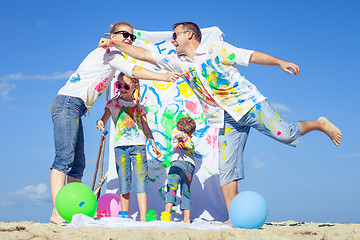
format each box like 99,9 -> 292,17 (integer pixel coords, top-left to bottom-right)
140,115 -> 161,158
131,66 -> 180,83
99,38 -> 158,66
97,108 -> 111,131
250,51 -> 300,75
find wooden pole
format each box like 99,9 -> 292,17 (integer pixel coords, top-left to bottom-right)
96,88 -> 109,198
92,87 -> 110,197
91,135 -> 104,191
97,138 -> 106,199
94,171 -> 108,195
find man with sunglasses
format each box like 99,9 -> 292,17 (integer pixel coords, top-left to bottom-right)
50,22 -> 180,224
99,22 -> 342,224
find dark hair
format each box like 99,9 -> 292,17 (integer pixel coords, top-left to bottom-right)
110,22 -> 133,34
176,116 -> 196,136
172,22 -> 202,42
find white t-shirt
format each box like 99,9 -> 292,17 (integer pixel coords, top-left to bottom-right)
171,128 -> 196,167
152,42 -> 266,128
105,98 -> 147,147
58,47 -> 136,109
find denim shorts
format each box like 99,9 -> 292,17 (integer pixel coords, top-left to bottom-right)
50,95 -> 87,179
218,100 -> 301,186
115,145 -> 149,194
165,160 -> 195,210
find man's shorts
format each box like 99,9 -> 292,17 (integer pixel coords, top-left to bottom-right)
218,100 -> 301,186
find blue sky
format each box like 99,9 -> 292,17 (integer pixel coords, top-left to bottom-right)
0,0 -> 359,223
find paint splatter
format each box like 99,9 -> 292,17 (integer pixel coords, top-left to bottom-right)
70,73 -> 81,83
185,101 -> 201,115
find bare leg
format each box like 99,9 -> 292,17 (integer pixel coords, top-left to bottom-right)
50,169 -> 66,224
165,202 -> 174,212
164,203 -> 174,221
220,180 -> 238,212
220,180 -> 238,226
137,193 -> 147,222
183,210 -> 191,224
299,117 -> 342,146
120,192 -> 130,215
67,176 -> 81,183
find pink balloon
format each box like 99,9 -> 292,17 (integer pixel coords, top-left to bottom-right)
96,193 -> 121,217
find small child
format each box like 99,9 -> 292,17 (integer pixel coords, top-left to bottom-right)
97,73 -> 161,222
164,116 -> 197,224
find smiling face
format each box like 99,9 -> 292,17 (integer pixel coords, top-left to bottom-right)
171,25 -> 188,55
110,24 -> 134,45
117,74 -> 138,101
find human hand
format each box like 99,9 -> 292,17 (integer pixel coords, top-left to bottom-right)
96,119 -> 104,131
98,38 -> 116,49
152,146 -> 162,159
279,61 -> 300,75
164,72 -> 181,82
176,142 -> 185,149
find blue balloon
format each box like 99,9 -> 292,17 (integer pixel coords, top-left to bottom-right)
229,191 -> 268,229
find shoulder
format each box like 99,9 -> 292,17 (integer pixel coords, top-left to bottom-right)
137,101 -> 147,112
105,98 -> 116,108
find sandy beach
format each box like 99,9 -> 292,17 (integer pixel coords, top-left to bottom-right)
1,220 -> 359,240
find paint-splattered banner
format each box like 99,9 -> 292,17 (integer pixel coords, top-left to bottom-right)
106,27 -> 228,221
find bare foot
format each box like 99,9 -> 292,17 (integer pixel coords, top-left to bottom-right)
50,210 -> 64,224
223,219 -> 233,227
318,117 -> 342,146
183,219 -> 191,224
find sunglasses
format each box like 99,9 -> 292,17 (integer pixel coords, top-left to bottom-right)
113,30 -> 137,41
116,82 -> 136,90
172,30 -> 191,40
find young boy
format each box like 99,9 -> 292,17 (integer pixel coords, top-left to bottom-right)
164,116 -> 197,224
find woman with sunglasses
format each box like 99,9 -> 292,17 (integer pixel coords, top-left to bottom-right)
50,22 -> 180,224
96,73 -> 161,222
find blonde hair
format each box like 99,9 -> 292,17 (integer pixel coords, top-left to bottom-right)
110,22 -> 133,34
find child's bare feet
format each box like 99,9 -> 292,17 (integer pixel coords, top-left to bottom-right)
318,117 -> 342,146
50,209 -> 64,224
183,218 -> 191,224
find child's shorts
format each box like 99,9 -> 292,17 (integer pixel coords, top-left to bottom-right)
115,145 -> 149,194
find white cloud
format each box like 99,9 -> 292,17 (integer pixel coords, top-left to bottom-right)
0,80 -> 16,102
0,71 -> 73,81
340,152 -> 360,159
0,71 -> 73,103
271,102 -> 292,113
246,157 -> 266,169
0,183 -> 51,207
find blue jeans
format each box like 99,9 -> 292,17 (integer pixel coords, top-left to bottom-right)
165,160 -> 195,210
115,145 -> 149,194
51,95 -> 87,179
218,100 -> 301,186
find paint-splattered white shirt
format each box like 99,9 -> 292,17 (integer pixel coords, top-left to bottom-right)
152,42 -> 266,128
58,47 -> 136,109
171,128 -> 196,167
105,98 -> 147,147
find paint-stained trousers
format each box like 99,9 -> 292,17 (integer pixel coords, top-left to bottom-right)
218,100 -> 301,186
